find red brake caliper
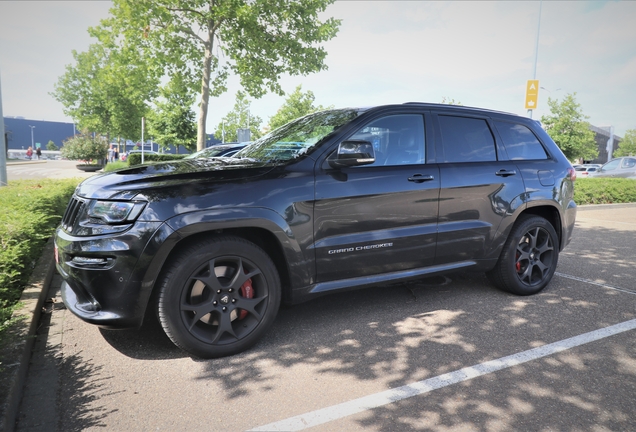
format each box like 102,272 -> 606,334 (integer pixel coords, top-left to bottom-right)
238,278 -> 254,320
515,253 -> 521,273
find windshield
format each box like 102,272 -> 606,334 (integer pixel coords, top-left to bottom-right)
233,108 -> 362,163
185,144 -> 244,159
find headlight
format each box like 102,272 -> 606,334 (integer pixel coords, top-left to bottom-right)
64,199 -> 147,236
87,201 -> 145,223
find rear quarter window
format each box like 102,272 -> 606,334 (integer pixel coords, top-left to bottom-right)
494,121 -> 548,160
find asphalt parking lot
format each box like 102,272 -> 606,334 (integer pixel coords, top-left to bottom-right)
15,204 -> 636,431
6,160 -> 96,181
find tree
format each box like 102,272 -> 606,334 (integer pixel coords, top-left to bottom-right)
96,0 -> 341,151
613,129 -> 636,157
46,141 -> 58,151
148,75 -> 198,153
213,91 -> 262,143
541,93 -> 598,162
52,37 -> 160,141
268,85 -> 330,130
440,97 -> 462,105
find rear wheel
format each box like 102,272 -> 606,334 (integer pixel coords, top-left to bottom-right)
157,236 -> 281,358
487,215 -> 559,295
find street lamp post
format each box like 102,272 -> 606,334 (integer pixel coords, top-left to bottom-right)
528,0 -> 543,119
29,125 -> 35,149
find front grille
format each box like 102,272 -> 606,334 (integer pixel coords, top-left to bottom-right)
61,197 -> 86,233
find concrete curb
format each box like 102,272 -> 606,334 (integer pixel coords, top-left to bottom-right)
0,237 -> 56,432
5,161 -> 48,166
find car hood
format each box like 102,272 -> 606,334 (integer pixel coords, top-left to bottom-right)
75,157 -> 276,200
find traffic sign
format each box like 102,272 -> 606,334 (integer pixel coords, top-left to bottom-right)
525,80 -> 539,110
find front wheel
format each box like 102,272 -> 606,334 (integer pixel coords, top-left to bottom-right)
487,215 -> 559,296
157,236 -> 281,358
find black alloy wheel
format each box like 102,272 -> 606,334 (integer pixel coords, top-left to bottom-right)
157,236 -> 281,358
488,215 -> 559,296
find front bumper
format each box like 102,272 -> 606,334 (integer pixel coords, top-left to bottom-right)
55,220 -> 172,329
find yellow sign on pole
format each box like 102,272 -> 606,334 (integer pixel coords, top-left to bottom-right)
525,80 -> 539,110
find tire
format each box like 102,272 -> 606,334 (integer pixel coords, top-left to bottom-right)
157,236 -> 281,358
487,215 -> 559,296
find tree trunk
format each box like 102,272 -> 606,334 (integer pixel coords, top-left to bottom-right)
197,29 -> 214,151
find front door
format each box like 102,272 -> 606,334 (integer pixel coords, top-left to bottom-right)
313,113 -> 440,284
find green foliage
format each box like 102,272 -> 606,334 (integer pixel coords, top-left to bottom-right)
127,153 -> 187,166
148,75 -> 198,153
0,179 -> 79,337
46,140 -> 58,151
574,178 -> 636,205
541,93 -> 598,162
268,85 -> 330,130
213,91 -> 263,143
60,132 -> 109,163
103,160 -> 129,172
440,97 -> 463,105
98,0 -> 341,150
613,129 -> 636,157
51,34 -> 160,140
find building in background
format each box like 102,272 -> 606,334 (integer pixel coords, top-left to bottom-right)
3,117 -> 75,150
589,125 -> 621,164
3,116 -> 621,162
3,116 -> 219,155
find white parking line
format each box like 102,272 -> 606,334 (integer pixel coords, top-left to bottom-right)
555,272 -> 636,295
249,319 -> 636,431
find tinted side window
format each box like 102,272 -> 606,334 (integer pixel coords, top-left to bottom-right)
349,114 -> 425,166
602,159 -> 621,171
438,116 -> 496,163
494,121 -> 547,160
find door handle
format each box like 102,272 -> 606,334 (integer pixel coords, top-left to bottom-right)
495,169 -> 517,177
408,174 -> 435,183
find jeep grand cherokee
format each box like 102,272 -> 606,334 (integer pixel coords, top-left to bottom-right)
55,103 -> 577,358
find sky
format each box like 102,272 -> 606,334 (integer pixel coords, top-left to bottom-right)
1,0 -> 635,139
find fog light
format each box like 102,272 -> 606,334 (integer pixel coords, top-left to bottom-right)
72,256 -> 107,264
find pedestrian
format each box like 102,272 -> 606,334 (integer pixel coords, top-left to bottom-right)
114,149 -> 119,161
36,147 -> 42,160
26,146 -> 33,160
108,145 -> 115,163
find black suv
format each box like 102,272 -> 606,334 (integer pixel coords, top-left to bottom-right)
55,103 -> 577,358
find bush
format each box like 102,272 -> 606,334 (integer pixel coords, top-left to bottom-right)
127,153 -> 187,166
46,140 -> 58,151
574,178 -> 636,205
0,179 -> 79,338
61,132 -> 108,163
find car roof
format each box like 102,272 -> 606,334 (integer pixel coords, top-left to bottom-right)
401,102 -> 517,117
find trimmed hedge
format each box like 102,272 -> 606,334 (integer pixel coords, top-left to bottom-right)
0,179 -> 79,337
574,178 -> 636,205
127,153 -> 187,166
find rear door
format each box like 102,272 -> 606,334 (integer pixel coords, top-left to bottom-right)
433,113 -> 526,265
313,111 -> 440,283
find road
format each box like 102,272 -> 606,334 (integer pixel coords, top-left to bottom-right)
6,160 -> 97,181
15,204 -> 636,431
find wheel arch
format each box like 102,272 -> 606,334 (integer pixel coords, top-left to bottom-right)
520,203 -> 564,250
140,209 -> 308,320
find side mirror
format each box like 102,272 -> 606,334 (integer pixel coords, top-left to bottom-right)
329,140 -> 375,168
